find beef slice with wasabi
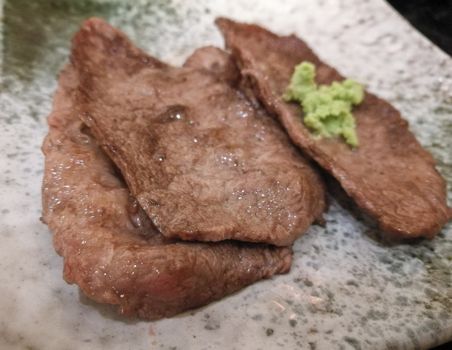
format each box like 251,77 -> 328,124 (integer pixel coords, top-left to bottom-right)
216,17 -> 451,239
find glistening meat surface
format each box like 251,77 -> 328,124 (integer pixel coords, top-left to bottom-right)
72,18 -> 326,246
41,65 -> 292,320
216,18 -> 451,239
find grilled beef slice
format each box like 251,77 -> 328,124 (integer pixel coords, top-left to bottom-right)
41,64 -> 292,320
216,18 -> 451,239
71,18 -> 326,246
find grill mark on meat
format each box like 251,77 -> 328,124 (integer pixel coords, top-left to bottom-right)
216,18 -> 451,239
41,64 -> 292,320
71,18 -> 326,246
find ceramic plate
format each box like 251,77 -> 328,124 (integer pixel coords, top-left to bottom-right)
1,0 -> 451,349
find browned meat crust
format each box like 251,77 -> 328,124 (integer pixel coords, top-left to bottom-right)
216,18 -> 451,239
183,46 -> 241,86
41,63 -> 292,320
70,18 -> 326,246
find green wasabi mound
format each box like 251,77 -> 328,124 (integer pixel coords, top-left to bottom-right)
283,61 -> 364,147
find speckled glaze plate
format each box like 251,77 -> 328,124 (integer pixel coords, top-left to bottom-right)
1,0 -> 451,349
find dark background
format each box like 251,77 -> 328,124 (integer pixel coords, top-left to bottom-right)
387,0 -> 452,55
387,1 -> 451,349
